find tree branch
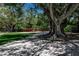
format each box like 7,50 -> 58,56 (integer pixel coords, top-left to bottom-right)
49,3 -> 56,24
61,4 -> 69,13
59,4 -> 79,24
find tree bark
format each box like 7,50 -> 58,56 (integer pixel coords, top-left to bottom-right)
54,24 -> 66,37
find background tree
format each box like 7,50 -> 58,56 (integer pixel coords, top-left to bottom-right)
0,4 -> 24,32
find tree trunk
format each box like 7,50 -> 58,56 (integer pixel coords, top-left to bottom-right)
45,16 -> 55,37
38,20 -> 66,39
48,3 -> 68,39
54,24 -> 66,38
38,21 -> 54,38
60,19 -> 68,36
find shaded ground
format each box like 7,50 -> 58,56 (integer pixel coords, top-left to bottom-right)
0,37 -> 79,56
0,32 -> 79,56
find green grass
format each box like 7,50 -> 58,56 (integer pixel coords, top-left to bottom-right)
0,32 -> 35,45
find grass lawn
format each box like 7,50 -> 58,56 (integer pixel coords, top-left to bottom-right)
0,32 -> 36,45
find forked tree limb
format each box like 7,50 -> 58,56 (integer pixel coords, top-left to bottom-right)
59,4 -> 79,24
60,4 -> 70,13
55,4 -> 69,15
49,3 -> 57,25
50,4 -> 79,24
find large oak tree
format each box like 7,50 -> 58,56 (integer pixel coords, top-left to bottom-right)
37,3 -> 79,39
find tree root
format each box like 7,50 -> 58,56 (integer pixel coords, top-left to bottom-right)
37,31 -> 54,38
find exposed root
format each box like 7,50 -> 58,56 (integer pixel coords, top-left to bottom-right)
37,31 -> 54,38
